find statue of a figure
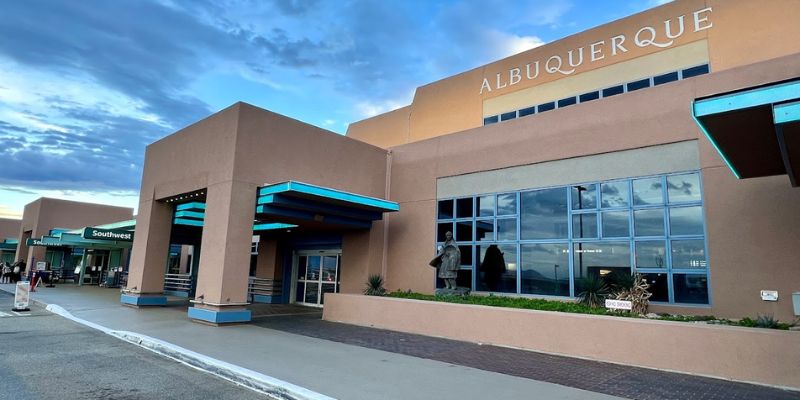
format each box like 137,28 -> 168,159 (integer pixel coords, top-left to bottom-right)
429,231 -> 460,290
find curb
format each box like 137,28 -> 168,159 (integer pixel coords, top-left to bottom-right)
1,285 -> 336,400
44,304 -> 336,400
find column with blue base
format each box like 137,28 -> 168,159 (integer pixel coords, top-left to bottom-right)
189,181 -> 257,325
188,305 -> 251,324
120,293 -> 168,306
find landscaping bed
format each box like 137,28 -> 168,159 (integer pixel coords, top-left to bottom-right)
387,291 -> 796,330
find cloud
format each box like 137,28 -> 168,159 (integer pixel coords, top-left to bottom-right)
0,205 -> 22,219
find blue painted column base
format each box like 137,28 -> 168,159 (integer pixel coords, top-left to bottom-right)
188,306 -> 252,324
120,294 -> 168,306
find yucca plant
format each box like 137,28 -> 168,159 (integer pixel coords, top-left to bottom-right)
364,274 -> 387,296
577,276 -> 609,308
613,273 -> 652,315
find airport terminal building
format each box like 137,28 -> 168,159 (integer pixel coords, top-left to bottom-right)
122,0 -> 800,324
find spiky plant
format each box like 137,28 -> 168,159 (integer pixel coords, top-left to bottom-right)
577,276 -> 609,308
364,274 -> 387,296
613,273 -> 652,315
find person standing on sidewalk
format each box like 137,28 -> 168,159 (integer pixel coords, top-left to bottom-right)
1,262 -> 10,283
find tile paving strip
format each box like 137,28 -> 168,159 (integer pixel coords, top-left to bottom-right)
254,314 -> 800,400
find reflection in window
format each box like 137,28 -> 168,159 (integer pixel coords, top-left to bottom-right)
667,173 -> 701,203
669,206 -> 704,236
476,219 -> 494,241
601,211 -> 629,237
634,209 -> 664,237
459,245 -> 473,267
572,184 -> 597,209
438,199 -> 454,219
633,177 -> 663,205
497,193 -> 517,215
673,274 -> 708,304
477,244 -> 517,293
477,195 -> 495,217
671,239 -> 706,268
572,213 -> 597,238
456,221 -> 473,242
456,198 -> 473,218
497,218 -> 517,241
521,188 -> 568,240
521,243 -> 570,296
572,242 -> 631,294
635,241 -> 666,269
601,181 -> 630,208
641,273 -> 669,302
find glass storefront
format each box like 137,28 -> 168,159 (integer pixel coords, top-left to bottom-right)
436,171 -> 709,305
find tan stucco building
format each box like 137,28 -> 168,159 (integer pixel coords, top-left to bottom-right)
14,198 -> 134,274
0,218 -> 21,264
124,0 -> 800,324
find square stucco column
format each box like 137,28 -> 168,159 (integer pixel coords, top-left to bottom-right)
25,245 -> 46,275
189,180 -> 256,324
121,199 -> 172,307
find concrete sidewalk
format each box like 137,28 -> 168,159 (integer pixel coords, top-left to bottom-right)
0,283 -> 622,400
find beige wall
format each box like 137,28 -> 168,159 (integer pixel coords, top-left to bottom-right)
348,0 -> 800,147
14,198 -> 133,270
324,294 -> 800,390
0,218 -> 20,240
381,53 -> 800,321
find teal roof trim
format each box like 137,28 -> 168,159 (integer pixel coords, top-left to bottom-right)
694,80 -> 800,117
774,101 -> 800,124
691,105 -> 742,179
258,181 -> 399,211
176,202 -> 206,211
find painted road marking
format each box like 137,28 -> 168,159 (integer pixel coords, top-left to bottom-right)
0,311 -> 10,317
11,311 -> 30,316
0,311 -> 31,317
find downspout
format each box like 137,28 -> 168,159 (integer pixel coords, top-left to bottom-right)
381,149 -> 393,281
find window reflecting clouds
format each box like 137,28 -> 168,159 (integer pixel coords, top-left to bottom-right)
667,173 -> 701,203
633,177 -> 664,205
436,171 -> 708,305
521,188 -> 568,240
601,181 -> 630,208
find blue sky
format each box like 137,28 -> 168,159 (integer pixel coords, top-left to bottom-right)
0,0 -> 668,219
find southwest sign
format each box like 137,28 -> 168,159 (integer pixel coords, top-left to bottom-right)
82,228 -> 134,242
26,238 -> 64,247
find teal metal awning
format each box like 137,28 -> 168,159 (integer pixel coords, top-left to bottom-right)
692,79 -> 800,187
25,219 -> 138,250
256,181 -> 399,230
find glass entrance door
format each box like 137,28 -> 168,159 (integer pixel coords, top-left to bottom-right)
293,251 -> 341,307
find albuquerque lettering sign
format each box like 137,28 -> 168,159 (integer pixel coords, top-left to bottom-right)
82,228 -> 134,242
480,7 -> 714,94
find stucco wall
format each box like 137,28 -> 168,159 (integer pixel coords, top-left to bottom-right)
324,294 -> 800,390
0,218 -> 20,240
381,53 -> 800,321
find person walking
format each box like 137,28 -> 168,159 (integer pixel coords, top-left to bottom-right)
1,262 -> 10,283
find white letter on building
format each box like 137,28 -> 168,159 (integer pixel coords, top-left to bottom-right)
525,61 -> 540,80
590,40 -> 605,62
693,7 -> 713,32
664,15 -> 685,39
509,68 -> 521,85
635,26 -> 672,48
495,73 -> 507,89
568,47 -> 584,68
480,78 -> 492,94
545,55 -> 575,75
611,34 -> 628,56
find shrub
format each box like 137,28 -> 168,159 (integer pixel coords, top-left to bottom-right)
576,276 -> 609,308
364,274 -> 387,296
612,273 -> 652,315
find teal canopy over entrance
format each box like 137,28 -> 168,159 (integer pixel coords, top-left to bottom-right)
692,79 -> 800,187
255,181 -> 399,231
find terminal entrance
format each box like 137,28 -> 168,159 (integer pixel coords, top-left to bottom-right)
292,250 -> 341,307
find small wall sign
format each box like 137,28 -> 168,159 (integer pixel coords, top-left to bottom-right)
605,299 -> 633,310
760,290 -> 779,301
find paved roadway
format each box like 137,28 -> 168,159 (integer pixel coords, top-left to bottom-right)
0,291 -> 269,400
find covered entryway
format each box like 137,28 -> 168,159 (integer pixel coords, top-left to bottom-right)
292,250 -> 341,307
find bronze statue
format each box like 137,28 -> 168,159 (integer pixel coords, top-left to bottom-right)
429,231 -> 460,290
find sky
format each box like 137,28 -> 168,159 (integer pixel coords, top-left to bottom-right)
0,0 -> 669,219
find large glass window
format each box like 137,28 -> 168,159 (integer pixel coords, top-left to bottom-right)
520,188 -> 568,240
435,171 -> 708,305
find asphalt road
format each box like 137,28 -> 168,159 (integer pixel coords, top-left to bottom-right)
0,291 -> 270,400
